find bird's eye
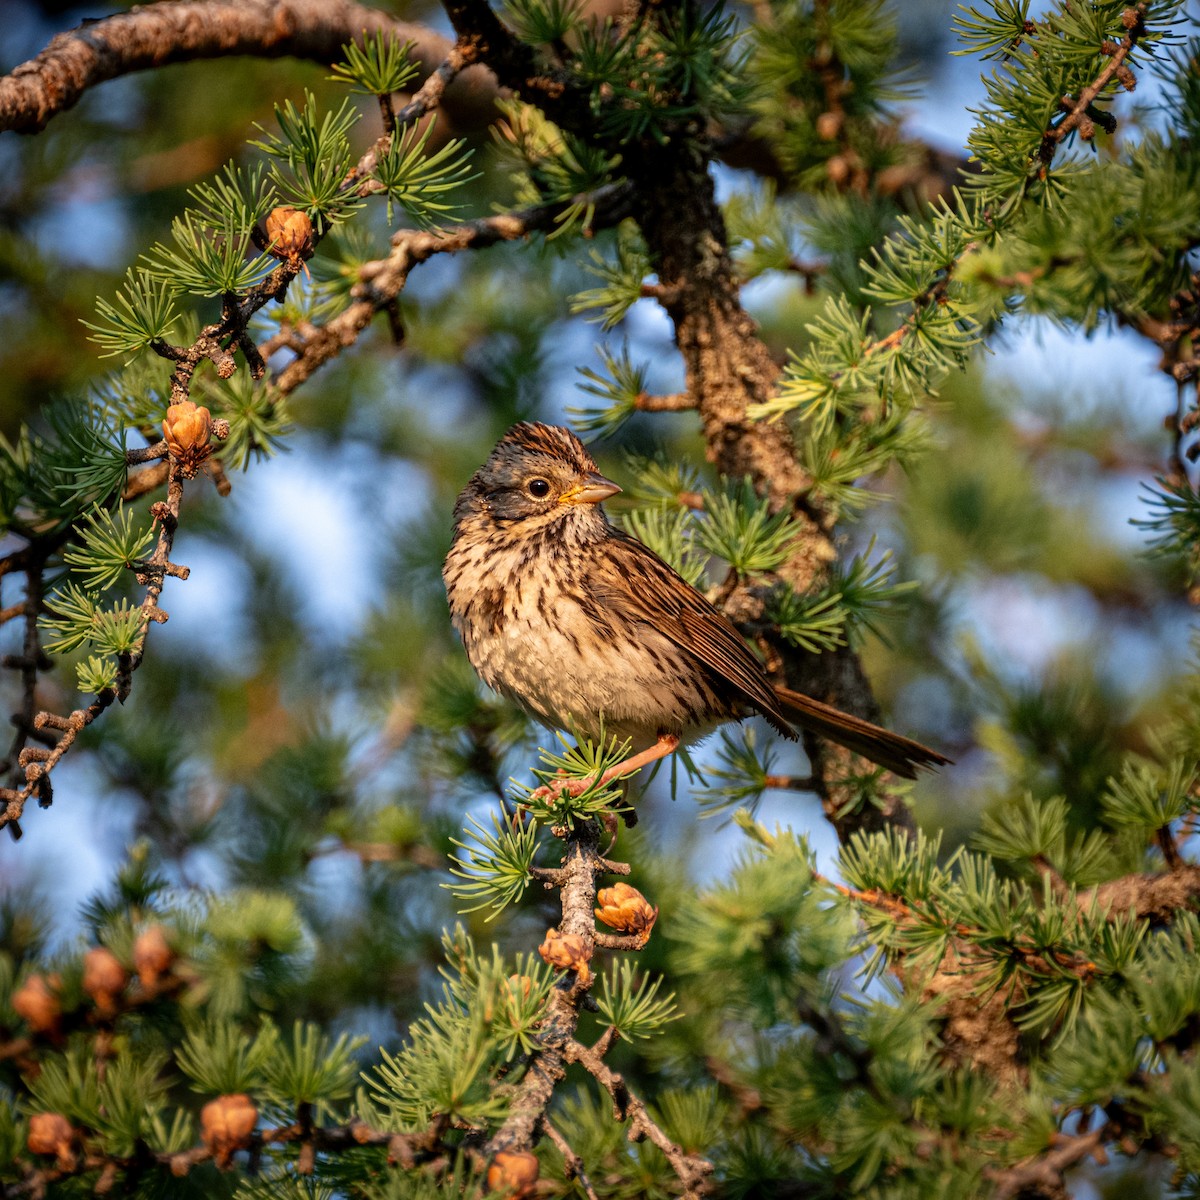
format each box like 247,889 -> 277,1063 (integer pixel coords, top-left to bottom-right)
526,478 -> 551,499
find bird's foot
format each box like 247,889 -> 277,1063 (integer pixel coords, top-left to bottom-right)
529,734 -> 681,807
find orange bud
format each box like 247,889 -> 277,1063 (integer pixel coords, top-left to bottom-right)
162,400 -> 214,478
133,925 -> 174,990
815,110 -> 842,141
595,882 -> 658,936
12,973 -> 61,1033
486,1150 -> 540,1196
264,207 -> 314,265
27,1112 -> 75,1167
826,154 -> 851,186
506,974 -> 533,1002
201,1093 -> 258,1169
83,947 -> 128,1016
538,928 -> 590,982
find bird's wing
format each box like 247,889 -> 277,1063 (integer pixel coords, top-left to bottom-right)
588,529 -> 795,739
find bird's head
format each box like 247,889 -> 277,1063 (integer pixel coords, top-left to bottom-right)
455,422 -> 621,529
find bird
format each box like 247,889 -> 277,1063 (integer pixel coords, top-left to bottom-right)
442,421 -> 948,782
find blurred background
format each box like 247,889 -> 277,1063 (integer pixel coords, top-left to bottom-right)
0,0 -> 1187,1064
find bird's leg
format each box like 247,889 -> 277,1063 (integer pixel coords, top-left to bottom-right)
599,734 -> 680,785
529,734 -> 681,804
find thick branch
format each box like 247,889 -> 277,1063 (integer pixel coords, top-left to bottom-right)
0,0 -> 494,135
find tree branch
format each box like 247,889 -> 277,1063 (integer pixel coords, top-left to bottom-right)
271,181 -> 635,397
564,1036 -> 713,1198
0,0 -> 492,135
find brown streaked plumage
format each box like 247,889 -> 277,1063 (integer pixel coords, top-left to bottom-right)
442,421 -> 948,780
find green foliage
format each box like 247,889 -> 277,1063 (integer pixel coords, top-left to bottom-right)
61,503 -> 155,592
361,929 -> 550,1129
0,399 -> 128,535
372,119 -> 475,227
261,1022 -> 365,1118
724,182 -> 799,280
446,809 -> 540,917
766,584 -> 846,654
189,161 -> 279,233
568,343 -> 650,436
177,1017 -> 281,1095
508,729 -> 633,827
82,269 -> 179,359
253,91 -> 366,224
328,34 -> 420,96
594,959 -> 676,1040
573,4 -> 749,143
197,372 -> 291,469
957,0 -> 1185,211
494,101 -> 621,235
143,209 -> 274,296
695,480 -> 797,576
828,540 -> 916,647
1135,476 -> 1200,583
570,224 -> 651,327
747,0 -> 916,187
42,583 -> 142,658
501,0 -> 584,46
691,729 -> 781,816
615,505 -> 707,587
1101,756 -> 1197,834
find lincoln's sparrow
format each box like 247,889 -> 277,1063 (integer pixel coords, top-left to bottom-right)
443,422 -> 947,779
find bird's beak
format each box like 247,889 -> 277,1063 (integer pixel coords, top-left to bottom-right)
559,472 -> 621,506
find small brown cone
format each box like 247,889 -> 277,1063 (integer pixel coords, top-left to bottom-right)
83,947 -> 128,1017
133,925 -> 174,991
264,206 -> 315,267
595,883 -> 658,936
201,1093 -> 258,1169
27,1112 -> 76,1168
162,400 -> 214,478
12,973 -> 61,1034
486,1150 -> 540,1197
538,928 -> 590,983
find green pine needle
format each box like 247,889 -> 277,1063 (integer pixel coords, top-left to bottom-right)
616,506 -> 707,587
373,118 -> 476,227
570,227 -> 651,328
510,728 -> 634,826
328,33 -> 420,96
767,586 -> 846,654
82,269 -> 178,360
1102,756 -> 1197,833
253,91 -> 365,223
142,209 -> 273,297
76,654 -> 119,695
693,728 -> 778,817
501,0 -> 584,45
595,959 -> 677,1039
446,810 -> 540,917
176,1017 -> 280,1096
695,480 -> 797,576
62,503 -> 156,592
187,161 -> 278,231
568,343 -> 649,436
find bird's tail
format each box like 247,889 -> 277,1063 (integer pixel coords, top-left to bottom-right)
773,686 -> 950,780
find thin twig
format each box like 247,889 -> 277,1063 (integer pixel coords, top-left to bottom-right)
988,1124 -> 1107,1200
1036,6 -> 1145,168
540,1118 -> 601,1200
564,1036 -> 713,1198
